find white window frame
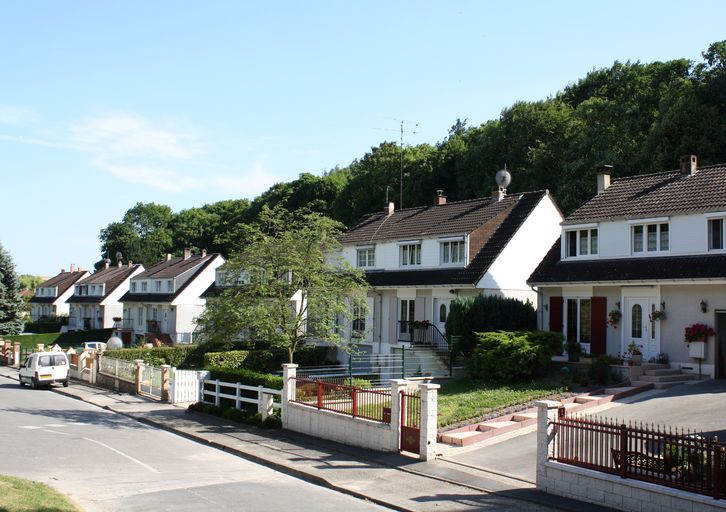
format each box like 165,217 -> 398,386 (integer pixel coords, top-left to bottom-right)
564,297 -> 592,352
708,217 -> 725,251
440,239 -> 466,265
564,228 -> 599,258
399,242 -> 422,267
356,247 -> 375,268
166,280 -> 173,292
155,280 -> 162,292
131,282 -> 137,292
631,222 -> 669,254
141,281 -> 148,292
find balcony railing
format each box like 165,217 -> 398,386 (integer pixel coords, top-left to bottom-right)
122,319 -> 134,330
146,320 -> 161,333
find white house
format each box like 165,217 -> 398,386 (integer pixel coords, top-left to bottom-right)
66,261 -> 144,331
119,249 -> 224,345
29,265 -> 90,322
529,156 -> 726,379
339,187 -> 563,355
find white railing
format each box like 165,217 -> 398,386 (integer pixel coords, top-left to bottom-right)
99,356 -> 137,383
169,369 -> 210,404
175,332 -> 194,344
202,379 -> 281,415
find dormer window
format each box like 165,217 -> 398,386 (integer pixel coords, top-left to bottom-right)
356,247 -> 375,268
141,281 -> 148,292
440,239 -> 465,265
131,282 -> 137,292
709,218 -> 725,250
155,280 -> 162,292
632,222 -> 669,254
166,280 -> 173,292
399,242 -> 421,267
565,228 -> 598,258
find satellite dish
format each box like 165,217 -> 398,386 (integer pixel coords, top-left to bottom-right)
495,168 -> 511,188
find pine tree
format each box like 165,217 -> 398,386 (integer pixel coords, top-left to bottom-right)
0,242 -> 24,335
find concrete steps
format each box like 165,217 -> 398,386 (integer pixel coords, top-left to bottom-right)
402,345 -> 450,378
438,383 -> 653,447
631,366 -> 699,389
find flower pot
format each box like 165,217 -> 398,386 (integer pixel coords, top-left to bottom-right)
631,354 -> 642,365
688,341 -> 706,359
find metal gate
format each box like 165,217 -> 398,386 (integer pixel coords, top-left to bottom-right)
138,363 -> 163,399
400,389 -> 421,454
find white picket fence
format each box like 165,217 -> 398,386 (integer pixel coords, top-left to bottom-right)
201,379 -> 281,418
169,369 -> 210,404
99,356 -> 137,383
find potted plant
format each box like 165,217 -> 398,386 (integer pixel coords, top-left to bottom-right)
566,341 -> 582,362
684,323 -> 715,359
649,309 -> 666,322
607,309 -> 622,328
627,342 -> 643,365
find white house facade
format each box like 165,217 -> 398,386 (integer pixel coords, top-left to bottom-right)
29,265 -> 90,321
66,261 -> 144,331
339,188 -> 563,356
529,156 -> 726,379
119,249 -> 224,345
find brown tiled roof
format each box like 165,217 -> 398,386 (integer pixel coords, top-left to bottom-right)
341,193 -> 535,244
66,264 -> 143,304
529,239 -> 726,284
564,164 -> 726,225
355,191 -> 548,287
29,271 -> 88,303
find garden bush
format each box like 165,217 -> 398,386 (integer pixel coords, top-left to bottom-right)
107,345 -> 201,367
468,330 -> 562,382
446,295 -> 537,355
203,346 -> 328,372
187,402 -> 282,428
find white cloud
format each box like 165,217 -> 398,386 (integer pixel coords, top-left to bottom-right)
71,114 -> 203,159
0,106 -> 35,124
97,160 -> 201,193
212,164 -> 278,197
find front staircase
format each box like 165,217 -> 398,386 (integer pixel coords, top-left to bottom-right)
630,364 -> 698,389
400,344 -> 450,377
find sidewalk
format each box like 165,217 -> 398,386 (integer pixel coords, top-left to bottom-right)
0,366 -> 612,512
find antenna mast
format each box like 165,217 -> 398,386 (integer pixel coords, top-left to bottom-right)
398,120 -> 419,209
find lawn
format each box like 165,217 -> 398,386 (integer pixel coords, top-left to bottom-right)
437,378 -> 566,428
5,329 -> 113,351
0,475 -> 80,512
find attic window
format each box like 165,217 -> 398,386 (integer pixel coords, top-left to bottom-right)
565,229 -> 598,258
709,218 -> 724,250
632,223 -> 669,253
400,243 -> 421,267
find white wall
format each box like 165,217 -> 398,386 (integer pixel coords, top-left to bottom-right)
343,237 -> 468,271
477,194 -> 562,305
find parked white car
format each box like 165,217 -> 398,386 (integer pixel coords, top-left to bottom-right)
18,352 -> 70,389
83,341 -> 107,352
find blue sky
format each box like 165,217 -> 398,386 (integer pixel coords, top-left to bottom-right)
2,1 -> 725,276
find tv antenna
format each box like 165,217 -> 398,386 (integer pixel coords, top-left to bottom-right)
374,119 -> 419,209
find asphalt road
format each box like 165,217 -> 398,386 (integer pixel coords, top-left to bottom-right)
0,380 -> 388,512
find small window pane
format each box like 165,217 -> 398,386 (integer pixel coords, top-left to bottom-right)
647,225 -> 658,251
567,231 -> 577,257
566,299 -> 578,343
590,230 -> 598,254
579,230 -> 589,255
633,226 -> 643,252
579,299 -> 591,343
439,304 -> 447,323
631,304 -> 642,338
659,224 -> 669,251
710,219 -> 724,250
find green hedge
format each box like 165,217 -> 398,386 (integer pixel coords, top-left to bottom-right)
468,330 -> 563,382
206,366 -> 284,389
188,402 -> 281,428
6,329 -> 114,350
203,346 -> 328,372
106,346 -> 201,367
23,320 -> 63,334
446,295 -> 537,355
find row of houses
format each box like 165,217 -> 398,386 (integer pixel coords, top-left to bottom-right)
28,155 -> 726,379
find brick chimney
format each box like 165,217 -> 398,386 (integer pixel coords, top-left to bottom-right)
166,253 -> 172,261
69,264 -> 75,273
201,249 -> 207,257
597,165 -> 612,194
680,155 -> 698,176
491,186 -> 506,202
433,190 -> 447,206
183,248 -> 191,260
128,260 -> 133,267
104,259 -> 110,269
385,202 -> 395,216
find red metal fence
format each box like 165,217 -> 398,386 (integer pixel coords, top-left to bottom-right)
551,411 -> 725,500
290,377 -> 392,424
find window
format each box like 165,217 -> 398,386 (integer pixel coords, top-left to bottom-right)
155,280 -> 162,292
137,307 -> 143,326
131,282 -> 137,292
631,304 -> 642,338
141,281 -> 148,292
709,218 -> 724,250
399,299 -> 415,333
166,280 -> 173,292
352,303 -> 366,335
439,304 -> 447,323
356,247 -> 375,268
565,229 -> 598,257
90,285 -> 96,295
400,243 -> 421,266
566,298 -> 591,345
632,223 -> 669,253
441,240 -> 465,264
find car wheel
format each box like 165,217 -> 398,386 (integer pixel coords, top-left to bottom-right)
18,376 -> 25,387
31,378 -> 38,390
63,379 -> 69,388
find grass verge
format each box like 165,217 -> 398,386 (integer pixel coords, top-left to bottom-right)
0,475 -> 80,512
437,378 -> 566,428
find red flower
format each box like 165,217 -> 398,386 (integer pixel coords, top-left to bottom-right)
684,323 -> 715,342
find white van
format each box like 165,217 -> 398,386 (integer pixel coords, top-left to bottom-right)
18,352 -> 70,389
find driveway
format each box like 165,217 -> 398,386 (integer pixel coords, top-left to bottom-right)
441,379 -> 726,483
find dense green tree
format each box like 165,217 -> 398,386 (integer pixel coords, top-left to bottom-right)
0,242 -> 24,335
197,208 -> 369,363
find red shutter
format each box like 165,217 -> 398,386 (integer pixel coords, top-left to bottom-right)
590,297 -> 607,355
549,297 -> 563,333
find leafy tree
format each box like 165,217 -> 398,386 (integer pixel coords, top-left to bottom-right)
0,242 -> 24,335
197,208 -> 369,363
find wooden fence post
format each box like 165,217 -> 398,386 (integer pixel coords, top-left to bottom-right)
161,365 -> 171,402
134,360 -> 144,394
620,423 -> 628,479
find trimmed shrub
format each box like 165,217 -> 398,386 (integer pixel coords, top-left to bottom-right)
445,295 -> 537,355
107,345 -> 201,367
468,330 -> 562,382
206,366 -> 284,389
203,346 -> 328,373
188,401 -> 282,428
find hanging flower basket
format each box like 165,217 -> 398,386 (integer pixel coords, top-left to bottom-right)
649,309 -> 666,322
607,309 -> 622,328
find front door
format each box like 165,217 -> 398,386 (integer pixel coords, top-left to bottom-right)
433,298 -> 451,334
399,299 -> 415,342
624,297 -> 660,361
